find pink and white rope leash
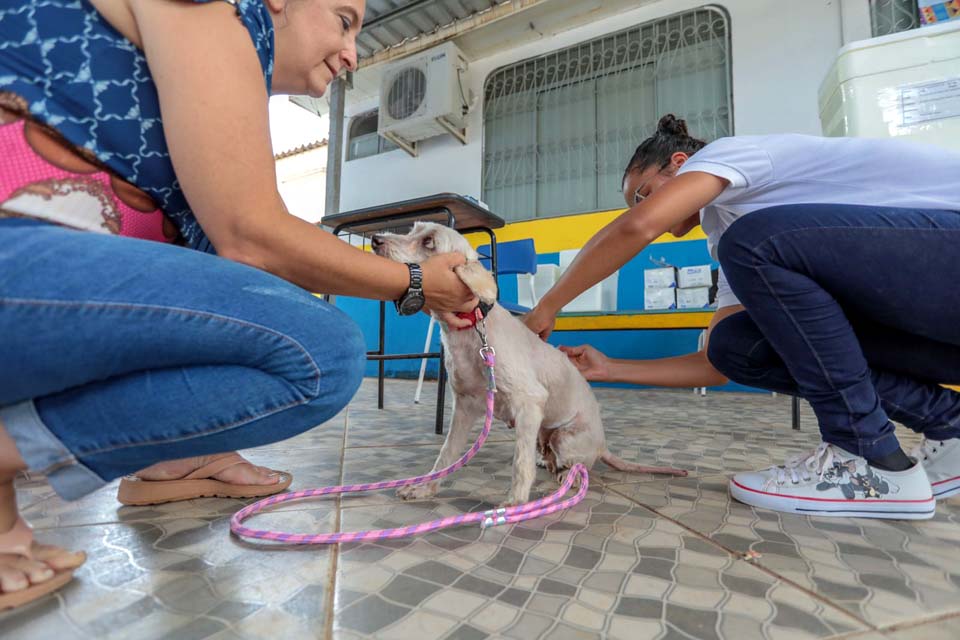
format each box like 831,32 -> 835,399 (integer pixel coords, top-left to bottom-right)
230,322 -> 589,545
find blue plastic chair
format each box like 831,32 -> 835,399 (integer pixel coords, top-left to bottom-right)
477,238 -> 537,314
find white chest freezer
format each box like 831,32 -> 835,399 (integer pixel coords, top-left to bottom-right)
819,20 -> 960,152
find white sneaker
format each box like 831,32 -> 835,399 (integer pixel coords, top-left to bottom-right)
912,437 -> 960,500
730,443 -> 935,520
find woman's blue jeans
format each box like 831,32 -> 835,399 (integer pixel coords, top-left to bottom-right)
708,204 -> 960,461
0,220 -> 365,500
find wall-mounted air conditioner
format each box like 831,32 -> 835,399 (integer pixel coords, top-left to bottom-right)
378,42 -> 470,156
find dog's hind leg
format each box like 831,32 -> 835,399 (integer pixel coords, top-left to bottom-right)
397,394 -> 482,500
536,426 -> 558,473
503,402 -> 545,507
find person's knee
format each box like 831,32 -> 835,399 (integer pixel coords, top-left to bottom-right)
300,308 -> 366,413
706,316 -> 739,377
707,313 -> 770,383
321,315 -> 366,410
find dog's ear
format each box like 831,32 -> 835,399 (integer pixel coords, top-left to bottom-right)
454,261 -> 498,305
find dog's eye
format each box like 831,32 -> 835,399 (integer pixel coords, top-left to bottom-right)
422,236 -> 435,249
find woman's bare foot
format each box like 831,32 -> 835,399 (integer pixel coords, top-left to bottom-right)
135,453 -> 283,486
0,421 -> 85,603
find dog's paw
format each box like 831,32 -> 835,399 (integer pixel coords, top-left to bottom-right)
500,491 -> 531,508
396,482 -> 440,501
556,469 -> 582,488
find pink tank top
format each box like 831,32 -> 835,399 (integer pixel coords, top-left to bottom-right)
0,119 -> 172,243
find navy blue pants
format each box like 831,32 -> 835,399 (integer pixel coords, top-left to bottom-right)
707,204 -> 960,460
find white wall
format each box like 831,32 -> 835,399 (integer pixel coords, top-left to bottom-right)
339,0 -> 868,213
276,146 -> 328,223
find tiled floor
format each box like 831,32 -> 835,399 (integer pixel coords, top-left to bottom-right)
4,380 -> 960,639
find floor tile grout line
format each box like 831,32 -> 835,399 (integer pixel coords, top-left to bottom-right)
604,484 -> 879,633
323,406 -> 350,640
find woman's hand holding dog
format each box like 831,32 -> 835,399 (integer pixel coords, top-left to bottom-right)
559,345 -> 611,382
421,253 -> 478,315
523,304 -> 558,340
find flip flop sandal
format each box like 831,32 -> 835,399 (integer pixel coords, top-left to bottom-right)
116,453 -> 292,506
0,516 -> 84,610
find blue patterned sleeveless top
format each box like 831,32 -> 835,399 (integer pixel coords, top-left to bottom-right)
0,0 -> 275,252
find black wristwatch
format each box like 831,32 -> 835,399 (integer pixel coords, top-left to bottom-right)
395,263 -> 425,316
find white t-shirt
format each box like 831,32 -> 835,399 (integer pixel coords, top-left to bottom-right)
715,268 -> 739,309
677,134 -> 960,264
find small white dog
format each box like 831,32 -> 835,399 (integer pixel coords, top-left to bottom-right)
373,222 -> 687,506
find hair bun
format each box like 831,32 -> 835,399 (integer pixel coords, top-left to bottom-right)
656,114 -> 689,137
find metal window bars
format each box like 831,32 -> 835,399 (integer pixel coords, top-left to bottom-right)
482,6 -> 732,222
869,0 -> 920,37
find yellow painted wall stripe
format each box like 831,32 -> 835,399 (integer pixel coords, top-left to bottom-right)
464,208 -> 706,253
555,311 -> 713,331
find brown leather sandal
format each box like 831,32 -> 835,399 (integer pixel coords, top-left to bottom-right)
116,453 -> 292,506
0,516 -> 84,610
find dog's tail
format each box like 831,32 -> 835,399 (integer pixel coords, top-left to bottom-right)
600,451 -> 688,476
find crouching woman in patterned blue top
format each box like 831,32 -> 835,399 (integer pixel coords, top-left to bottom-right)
0,0 -> 477,609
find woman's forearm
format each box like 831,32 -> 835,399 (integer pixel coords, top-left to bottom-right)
219,212 -> 410,300
539,172 -> 728,313
606,351 -> 729,387
540,214 -> 655,313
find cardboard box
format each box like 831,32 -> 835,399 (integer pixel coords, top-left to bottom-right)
644,287 -> 676,310
676,287 -> 711,309
677,264 -> 713,289
644,267 -> 676,289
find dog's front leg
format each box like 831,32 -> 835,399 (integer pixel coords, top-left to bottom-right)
503,403 -> 545,507
397,394 -> 482,501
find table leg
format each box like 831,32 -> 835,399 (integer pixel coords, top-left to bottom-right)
378,300 -> 385,410
436,345 -> 447,435
792,396 -> 800,431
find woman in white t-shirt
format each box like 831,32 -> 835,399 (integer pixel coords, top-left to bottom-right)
525,115 -> 960,521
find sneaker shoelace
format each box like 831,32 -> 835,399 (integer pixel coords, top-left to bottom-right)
774,442 -> 836,486
910,437 -> 944,463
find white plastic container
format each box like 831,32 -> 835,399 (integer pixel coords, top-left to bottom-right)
517,264 -> 560,309
818,20 -> 960,151
558,250 -> 618,312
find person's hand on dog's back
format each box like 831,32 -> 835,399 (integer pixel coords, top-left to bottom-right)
559,345 -> 611,382
523,305 -> 557,341
421,253 -> 478,317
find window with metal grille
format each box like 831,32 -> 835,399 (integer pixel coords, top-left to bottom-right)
869,0 -> 920,37
482,6 -> 732,222
347,109 -> 398,161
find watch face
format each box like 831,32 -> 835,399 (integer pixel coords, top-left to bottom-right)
399,294 -> 425,315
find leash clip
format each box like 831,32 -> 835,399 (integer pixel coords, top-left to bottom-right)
479,344 -> 497,392
473,317 -> 489,347
481,515 -> 508,529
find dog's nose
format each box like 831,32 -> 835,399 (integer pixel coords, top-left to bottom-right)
371,235 -> 384,251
